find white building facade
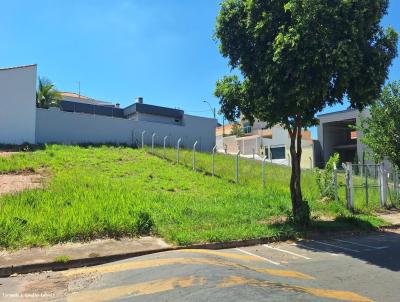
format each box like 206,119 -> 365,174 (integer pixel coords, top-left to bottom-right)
0,65 -> 37,144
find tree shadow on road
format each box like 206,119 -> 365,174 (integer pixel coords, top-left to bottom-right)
280,216 -> 400,272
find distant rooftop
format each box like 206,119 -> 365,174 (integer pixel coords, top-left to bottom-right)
60,92 -> 113,106
60,92 -> 91,100
317,108 -> 358,118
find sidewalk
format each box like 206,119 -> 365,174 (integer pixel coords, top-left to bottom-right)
376,209 -> 400,226
0,237 -> 171,277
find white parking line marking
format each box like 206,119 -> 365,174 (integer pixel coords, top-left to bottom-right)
235,248 -> 281,266
263,244 -> 311,260
290,243 -> 340,256
334,239 -> 389,250
311,240 -> 360,252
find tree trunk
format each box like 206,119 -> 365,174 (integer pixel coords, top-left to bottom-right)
289,125 -> 310,225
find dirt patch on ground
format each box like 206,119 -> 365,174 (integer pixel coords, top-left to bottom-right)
0,174 -> 43,196
376,208 -> 400,225
0,152 -> 19,158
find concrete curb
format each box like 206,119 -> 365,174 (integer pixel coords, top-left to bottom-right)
0,236 -> 291,278
2,227 -> 399,278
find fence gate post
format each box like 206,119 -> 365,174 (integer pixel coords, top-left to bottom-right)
212,145 -> 217,176
395,168 -> 399,202
262,156 -> 267,189
236,151 -> 240,183
163,136 -> 168,158
141,130 -> 146,149
192,141 -> 198,170
379,162 -> 388,208
365,164 -> 369,207
333,163 -> 338,202
177,138 -> 182,164
345,162 -> 354,212
151,133 -> 156,152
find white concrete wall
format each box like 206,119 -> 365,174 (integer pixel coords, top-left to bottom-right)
36,109 -> 217,151
0,65 -> 37,144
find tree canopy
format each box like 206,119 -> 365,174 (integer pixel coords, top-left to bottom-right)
214,0 -> 398,223
360,81 -> 400,170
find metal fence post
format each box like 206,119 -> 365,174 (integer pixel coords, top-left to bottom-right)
252,148 -> 255,160
269,147 -> 272,163
151,133 -> 156,152
141,130 -> 146,149
163,136 -> 168,158
262,156 -> 267,189
236,151 -> 240,183
176,138 -> 181,164
192,141 -> 198,170
212,145 -> 217,176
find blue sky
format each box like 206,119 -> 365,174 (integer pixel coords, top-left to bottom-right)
1,0 -> 399,138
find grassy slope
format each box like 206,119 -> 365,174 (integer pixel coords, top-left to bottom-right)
0,145 -> 388,249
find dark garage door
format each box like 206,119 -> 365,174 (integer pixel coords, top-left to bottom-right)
271,146 -> 286,159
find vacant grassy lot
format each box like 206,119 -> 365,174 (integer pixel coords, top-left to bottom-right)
0,145 -> 387,249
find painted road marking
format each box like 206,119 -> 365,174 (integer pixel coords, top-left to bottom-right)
62,257 -> 313,279
178,249 -> 265,262
236,248 -> 281,266
67,275 -> 205,302
290,243 -> 340,256
217,276 -> 373,302
334,239 -> 389,250
311,240 -> 360,253
263,244 -> 311,260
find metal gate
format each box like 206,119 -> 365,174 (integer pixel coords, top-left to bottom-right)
341,162 -> 399,211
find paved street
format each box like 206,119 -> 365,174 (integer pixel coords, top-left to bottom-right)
1,230 -> 399,302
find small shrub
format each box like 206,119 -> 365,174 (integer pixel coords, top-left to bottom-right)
54,255 -> 70,263
135,211 -> 154,235
315,153 -> 340,201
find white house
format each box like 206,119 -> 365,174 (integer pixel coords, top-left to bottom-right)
0,65 -> 37,144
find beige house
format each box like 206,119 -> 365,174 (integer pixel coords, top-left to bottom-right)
216,119 -> 316,169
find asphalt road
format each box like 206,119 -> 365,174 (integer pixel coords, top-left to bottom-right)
1,230 -> 400,302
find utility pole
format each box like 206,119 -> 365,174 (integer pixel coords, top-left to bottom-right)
203,100 -> 216,119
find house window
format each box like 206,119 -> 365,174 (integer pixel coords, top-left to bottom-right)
243,126 -> 252,134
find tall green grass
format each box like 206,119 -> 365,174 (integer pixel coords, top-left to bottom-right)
0,145 -> 387,249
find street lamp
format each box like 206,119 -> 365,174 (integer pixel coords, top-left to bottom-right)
203,100 -> 216,119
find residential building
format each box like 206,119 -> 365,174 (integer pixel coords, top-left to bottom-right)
317,109 -> 365,166
0,64 -> 217,151
216,119 -> 316,169
317,109 -> 393,173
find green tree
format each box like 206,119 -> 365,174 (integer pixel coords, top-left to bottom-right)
36,77 -> 62,109
359,81 -> 400,170
231,123 -> 245,137
214,0 -> 397,224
